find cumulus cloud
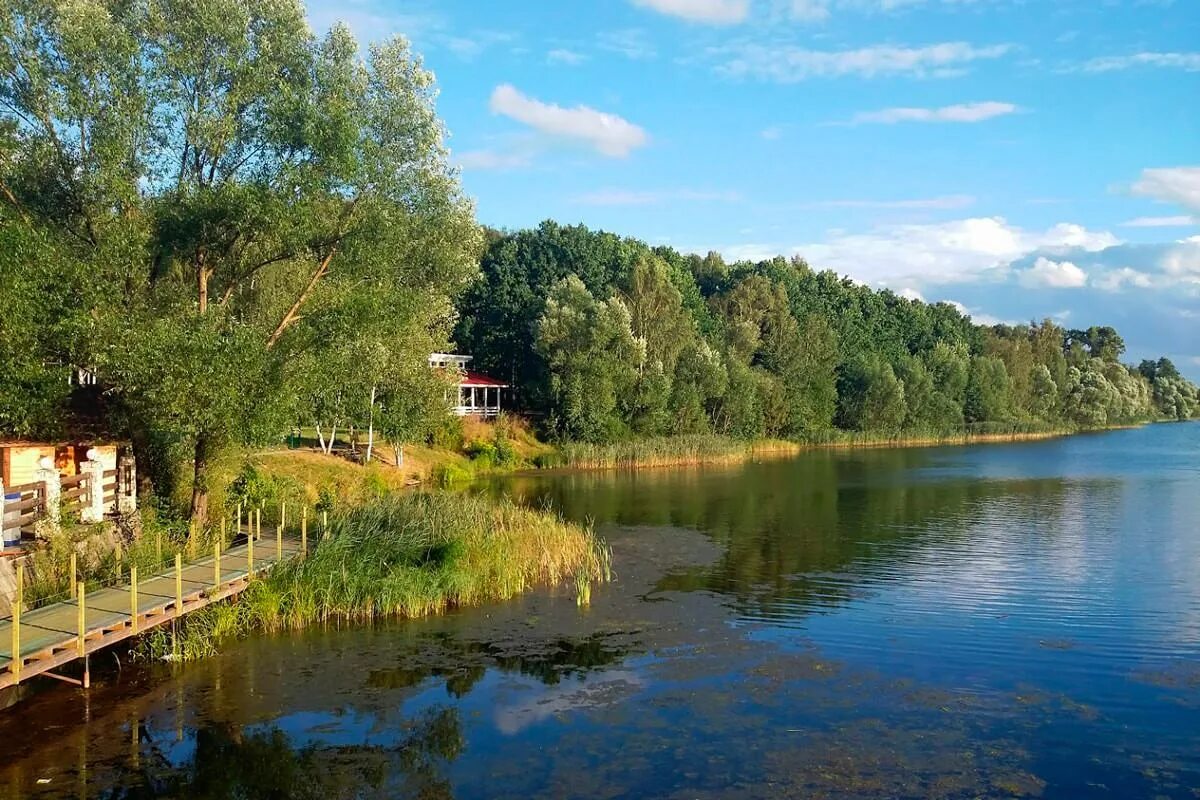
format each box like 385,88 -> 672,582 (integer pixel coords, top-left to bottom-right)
1018,257 -> 1088,289
899,287 -> 925,301
489,84 -> 649,157
1037,223 -> 1120,252
1094,268 -> 1154,292
851,101 -> 1019,124
1080,52 -> 1200,73
1131,167 -> 1200,213
629,0 -> 750,24
712,217 -> 1119,287
714,41 -> 1011,82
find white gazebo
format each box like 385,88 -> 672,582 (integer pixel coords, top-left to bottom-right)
429,353 -> 509,418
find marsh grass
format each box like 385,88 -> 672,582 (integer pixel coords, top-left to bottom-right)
142,492 -> 609,661
556,424 -> 1079,471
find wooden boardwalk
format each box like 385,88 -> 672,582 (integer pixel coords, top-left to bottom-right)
0,529 -> 303,691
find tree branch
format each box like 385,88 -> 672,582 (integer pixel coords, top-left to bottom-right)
266,247 -> 336,349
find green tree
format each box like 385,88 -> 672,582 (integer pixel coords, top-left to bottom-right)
536,276 -> 640,442
0,4 -> 479,519
964,356 -> 1013,424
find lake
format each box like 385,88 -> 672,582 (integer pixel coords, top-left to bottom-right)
2,423 -> 1198,799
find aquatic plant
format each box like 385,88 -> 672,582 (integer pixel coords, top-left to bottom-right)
142,492 -> 608,661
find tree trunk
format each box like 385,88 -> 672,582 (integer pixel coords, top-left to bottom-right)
198,266 -> 210,314
366,386 -> 376,463
394,444 -> 403,468
190,433 -> 212,524
315,422 -> 327,453
328,422 -> 338,455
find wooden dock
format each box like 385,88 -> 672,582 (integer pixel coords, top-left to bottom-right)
0,528 -> 304,691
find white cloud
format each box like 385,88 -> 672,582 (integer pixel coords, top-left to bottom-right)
760,125 -> 785,140
1080,52 -> 1200,73
572,188 -> 741,205
489,84 -> 649,157
794,217 -> 1028,284
1122,215 -> 1196,228
547,48 -> 586,65
1131,167 -> 1200,213
899,287 -> 925,301
630,0 -> 750,23
851,101 -> 1019,124
804,195 -> 975,210
714,41 -> 1011,82
1018,257 -> 1088,289
1036,223 -> 1120,252
1094,268 -> 1154,292
731,217 -> 1120,286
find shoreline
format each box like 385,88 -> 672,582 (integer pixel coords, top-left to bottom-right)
549,425 -> 1146,473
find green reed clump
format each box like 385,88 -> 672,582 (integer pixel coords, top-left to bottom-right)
142,492 -> 609,661
558,434 -> 788,469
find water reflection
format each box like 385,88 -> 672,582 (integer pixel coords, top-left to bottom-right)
102,706 -> 463,800
2,424 -> 1199,799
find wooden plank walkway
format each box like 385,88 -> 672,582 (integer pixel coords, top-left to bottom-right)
0,529 -> 304,690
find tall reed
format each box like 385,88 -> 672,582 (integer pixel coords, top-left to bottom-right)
142,492 -> 609,661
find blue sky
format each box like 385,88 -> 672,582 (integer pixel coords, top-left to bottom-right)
307,0 -> 1200,377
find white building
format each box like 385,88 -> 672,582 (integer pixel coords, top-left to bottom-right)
429,353 -> 509,418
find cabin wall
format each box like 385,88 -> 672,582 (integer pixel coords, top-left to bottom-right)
1,446 -> 54,487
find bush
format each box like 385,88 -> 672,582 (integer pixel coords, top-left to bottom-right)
432,463 -> 474,486
463,440 -> 498,469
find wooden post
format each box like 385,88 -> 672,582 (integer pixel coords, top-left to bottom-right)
155,530 -> 162,564
175,553 -> 183,613
280,501 -> 287,534
236,504 -> 242,540
77,581 -> 89,689
247,529 -> 254,573
301,507 -> 308,558
77,582 -> 86,656
214,542 -> 221,591
256,508 -> 262,541
11,564 -> 22,683
130,566 -> 138,633
322,510 -> 328,540
220,516 -> 226,550
276,520 -> 282,560
69,552 -> 77,600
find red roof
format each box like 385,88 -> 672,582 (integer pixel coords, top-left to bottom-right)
460,371 -> 509,388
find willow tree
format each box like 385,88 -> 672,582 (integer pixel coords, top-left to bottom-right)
0,0 -> 479,519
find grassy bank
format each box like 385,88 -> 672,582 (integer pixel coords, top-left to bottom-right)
141,492 -> 609,661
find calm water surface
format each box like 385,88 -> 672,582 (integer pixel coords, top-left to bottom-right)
2,423 -> 1198,799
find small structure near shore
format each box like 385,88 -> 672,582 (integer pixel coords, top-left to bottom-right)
429,353 -> 510,418
0,442 -> 135,550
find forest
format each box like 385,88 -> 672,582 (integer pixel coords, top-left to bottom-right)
456,222 -> 1200,443
0,0 -> 1196,523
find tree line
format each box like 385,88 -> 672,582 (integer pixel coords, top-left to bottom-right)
456,222 -> 1199,442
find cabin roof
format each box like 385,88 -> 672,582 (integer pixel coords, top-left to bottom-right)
460,371 -> 509,388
